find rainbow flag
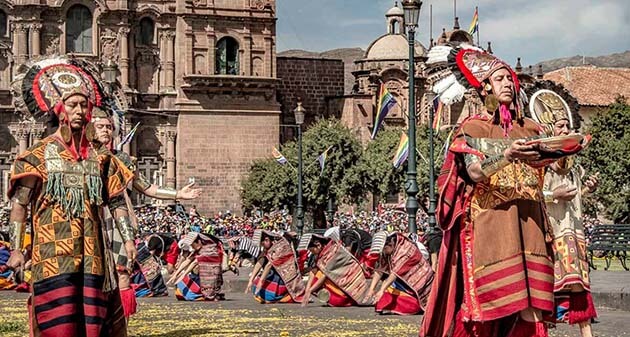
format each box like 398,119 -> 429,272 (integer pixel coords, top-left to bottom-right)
468,7 -> 479,35
432,97 -> 444,131
317,146 -> 333,175
272,146 -> 288,165
371,84 -> 397,139
392,133 -> 409,169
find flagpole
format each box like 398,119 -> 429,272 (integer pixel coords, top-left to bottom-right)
454,0 -> 457,22
429,4 -> 433,47
476,6 -> 480,46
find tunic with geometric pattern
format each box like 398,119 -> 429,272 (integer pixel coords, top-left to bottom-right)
8,136 -> 133,337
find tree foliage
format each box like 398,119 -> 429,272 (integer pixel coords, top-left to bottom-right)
241,119 -> 447,215
357,128 -> 405,198
581,98 -> 630,223
240,119 -> 364,213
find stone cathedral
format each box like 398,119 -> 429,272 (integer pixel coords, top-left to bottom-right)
0,0 -> 279,214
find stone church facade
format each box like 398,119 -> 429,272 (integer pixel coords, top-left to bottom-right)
0,0 -> 279,214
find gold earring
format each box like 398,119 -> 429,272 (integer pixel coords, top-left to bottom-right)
484,94 -> 499,113
85,122 -> 96,142
59,125 -> 72,143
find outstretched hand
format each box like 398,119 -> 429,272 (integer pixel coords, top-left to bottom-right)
504,139 -> 541,162
177,182 -> 202,200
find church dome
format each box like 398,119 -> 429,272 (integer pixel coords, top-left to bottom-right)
365,34 -> 426,60
386,4 -> 404,17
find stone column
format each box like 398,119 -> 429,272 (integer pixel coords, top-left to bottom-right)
185,28 -> 194,76
30,23 -> 42,57
243,29 -> 252,76
163,30 -> 176,91
263,27 -> 273,77
9,124 -> 30,154
165,128 -> 176,188
118,26 -> 130,88
205,26 -> 216,75
31,123 -> 47,146
13,23 -> 29,66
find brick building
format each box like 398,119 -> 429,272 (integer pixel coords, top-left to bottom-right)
276,56 -> 344,142
0,0 -> 280,215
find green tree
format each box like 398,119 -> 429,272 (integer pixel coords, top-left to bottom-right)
240,119 -> 364,221
356,128 -> 406,198
581,98 -> 630,223
356,125 -> 446,213
240,158 -> 294,212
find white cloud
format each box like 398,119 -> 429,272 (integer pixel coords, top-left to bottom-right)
277,0 -> 630,64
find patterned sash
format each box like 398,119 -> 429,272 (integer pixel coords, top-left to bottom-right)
135,242 -> 168,296
316,241 -> 369,304
197,240 -> 224,299
389,234 -> 434,309
267,238 -> 304,300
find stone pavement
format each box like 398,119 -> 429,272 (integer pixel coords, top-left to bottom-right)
225,267 -> 630,311
0,269 -> 627,336
0,291 -> 628,337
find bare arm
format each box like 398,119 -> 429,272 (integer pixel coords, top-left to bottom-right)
134,175 -> 201,200
367,270 -> 383,297
110,194 -> 138,263
466,140 -> 541,183
7,176 -> 38,269
302,269 -> 326,306
246,259 -> 264,293
255,262 -> 273,294
376,272 -> 398,297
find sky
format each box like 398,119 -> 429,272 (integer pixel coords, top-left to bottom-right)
276,0 -> 630,66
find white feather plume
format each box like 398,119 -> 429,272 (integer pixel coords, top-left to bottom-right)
426,46 -> 452,65
432,74 -> 457,95
439,82 -> 467,105
459,43 -> 484,52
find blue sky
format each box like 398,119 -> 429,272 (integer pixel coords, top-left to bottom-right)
277,0 -> 630,66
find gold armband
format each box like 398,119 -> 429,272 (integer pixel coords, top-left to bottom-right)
543,190 -> 555,203
133,173 -> 152,192
11,185 -> 33,206
155,187 -> 178,199
480,155 -> 510,177
115,216 -> 136,242
9,221 -> 26,251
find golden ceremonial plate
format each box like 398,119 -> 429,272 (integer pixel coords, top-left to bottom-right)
525,134 -> 586,151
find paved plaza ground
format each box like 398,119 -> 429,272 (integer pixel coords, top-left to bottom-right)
1,269 -> 629,337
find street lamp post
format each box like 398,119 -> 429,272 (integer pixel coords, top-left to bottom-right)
102,59 -> 118,93
294,102 -> 306,237
402,0 -> 423,235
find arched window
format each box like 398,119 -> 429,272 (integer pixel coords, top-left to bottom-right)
66,5 -> 92,53
138,17 -> 154,46
0,10 -> 7,37
390,21 -> 399,34
216,37 -> 239,75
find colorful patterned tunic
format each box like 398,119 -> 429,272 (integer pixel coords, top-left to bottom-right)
543,165 -> 590,292
456,118 -> 555,322
9,136 -> 133,337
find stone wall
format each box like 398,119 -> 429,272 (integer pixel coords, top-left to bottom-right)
277,57 -> 344,141
176,111 -> 279,214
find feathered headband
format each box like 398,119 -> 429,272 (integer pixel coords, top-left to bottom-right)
12,57 -> 104,121
425,44 -> 526,117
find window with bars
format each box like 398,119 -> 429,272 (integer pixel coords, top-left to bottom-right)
66,5 -> 92,54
